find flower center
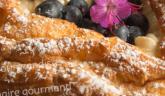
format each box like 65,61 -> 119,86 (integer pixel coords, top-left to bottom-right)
106,3 -> 117,14
107,3 -> 116,11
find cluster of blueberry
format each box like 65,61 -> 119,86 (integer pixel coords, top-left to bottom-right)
35,0 -> 88,24
35,0 -> 149,45
118,12 -> 149,44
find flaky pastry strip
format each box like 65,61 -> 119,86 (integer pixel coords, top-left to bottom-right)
0,0 -> 103,40
1,36 -> 165,86
1,47 -> 165,96
0,0 -> 165,95
149,0 -> 165,33
160,38 -> 165,59
0,60 -> 123,96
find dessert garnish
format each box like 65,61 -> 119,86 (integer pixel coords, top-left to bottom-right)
34,0 -> 148,45
90,0 -> 140,29
68,0 -> 88,16
124,12 -> 149,34
113,25 -> 130,41
35,0 -> 64,18
63,5 -> 83,25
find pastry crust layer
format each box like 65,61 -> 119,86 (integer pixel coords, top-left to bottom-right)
149,0 -> 165,33
0,0 -> 165,96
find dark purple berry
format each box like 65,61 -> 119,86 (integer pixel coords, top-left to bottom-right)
35,0 -> 63,18
95,25 -> 111,37
127,26 -> 143,44
78,19 -> 96,29
124,12 -> 149,34
113,26 -> 130,41
63,6 -> 83,24
68,0 -> 88,16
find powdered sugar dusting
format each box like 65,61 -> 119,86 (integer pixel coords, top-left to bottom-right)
12,37 -> 99,57
10,8 -> 28,24
108,38 -> 165,84
0,36 -> 14,45
15,38 -> 59,56
3,22 -> 12,33
153,82 -> 165,89
160,39 -> 165,48
150,0 -> 165,27
0,35 -> 165,95
77,68 -> 122,95
8,71 -> 17,78
1,0 -> 165,95
160,38 -> 165,60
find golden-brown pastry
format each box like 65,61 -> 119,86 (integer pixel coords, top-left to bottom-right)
1,0 -> 165,96
0,0 -> 103,40
1,36 -> 165,95
149,0 -> 165,59
160,38 -> 165,60
149,0 -> 165,33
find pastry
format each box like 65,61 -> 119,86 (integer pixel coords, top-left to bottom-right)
1,36 -> 165,95
149,0 -> 165,33
1,0 -> 165,96
0,0 -> 103,40
160,38 -> 165,60
149,0 -> 165,59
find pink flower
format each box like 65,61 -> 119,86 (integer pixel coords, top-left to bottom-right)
90,0 -> 132,29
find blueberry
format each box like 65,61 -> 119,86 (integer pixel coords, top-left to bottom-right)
124,12 -> 149,34
113,26 -> 130,41
63,6 -> 83,24
35,0 -> 63,18
127,26 -> 143,44
95,25 -> 111,37
78,19 -> 96,29
68,0 -> 88,16
78,19 -> 111,36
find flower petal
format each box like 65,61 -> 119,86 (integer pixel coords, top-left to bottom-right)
90,0 -> 132,29
90,5 -> 107,23
111,15 -> 120,24
117,0 -> 131,19
100,14 -> 110,28
99,13 -> 110,28
95,0 -> 108,6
